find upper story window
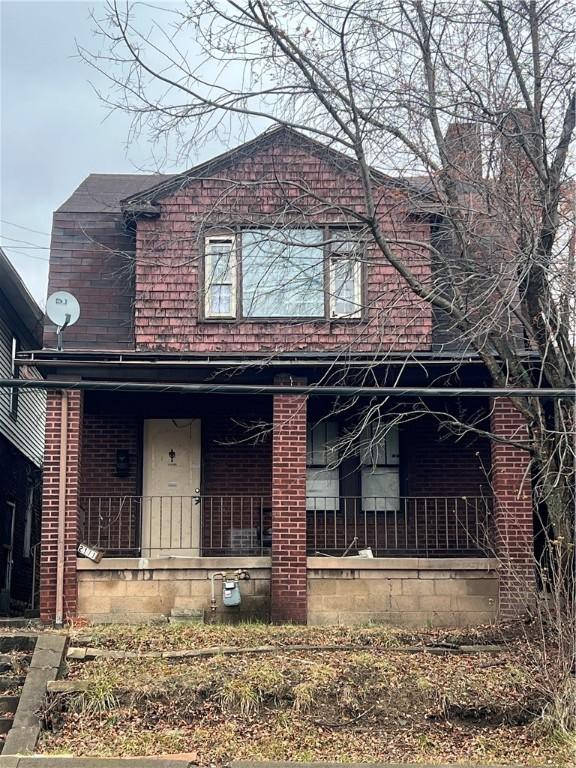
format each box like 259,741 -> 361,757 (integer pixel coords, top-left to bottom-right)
204,236 -> 236,318
203,228 -> 363,320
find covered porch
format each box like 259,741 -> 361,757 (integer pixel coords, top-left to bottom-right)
34,355 -> 533,627
77,389 -> 493,561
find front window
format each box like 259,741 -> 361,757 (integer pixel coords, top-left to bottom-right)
360,423 -> 400,511
242,229 -> 324,317
306,421 -> 339,510
203,228 -> 363,319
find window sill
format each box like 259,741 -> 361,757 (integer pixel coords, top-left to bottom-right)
199,316 -> 367,324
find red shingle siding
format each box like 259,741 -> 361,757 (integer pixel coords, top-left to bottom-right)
40,389 -> 83,623
271,387 -> 308,623
134,140 -> 432,353
490,398 -> 534,618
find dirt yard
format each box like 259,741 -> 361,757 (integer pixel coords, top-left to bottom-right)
38,623 -> 574,765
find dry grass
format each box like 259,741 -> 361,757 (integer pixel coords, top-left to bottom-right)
39,635 -> 575,765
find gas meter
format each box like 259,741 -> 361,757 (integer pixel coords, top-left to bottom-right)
209,569 -> 250,611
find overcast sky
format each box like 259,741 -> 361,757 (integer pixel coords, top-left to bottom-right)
0,0 -> 231,306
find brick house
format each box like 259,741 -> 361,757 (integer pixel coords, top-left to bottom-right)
0,248 -> 45,615
22,126 -> 534,626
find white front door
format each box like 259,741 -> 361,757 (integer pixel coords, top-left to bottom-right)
142,419 -> 201,557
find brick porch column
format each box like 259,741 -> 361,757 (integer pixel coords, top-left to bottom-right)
490,397 -> 534,619
271,377 -> 308,624
40,389 -> 83,624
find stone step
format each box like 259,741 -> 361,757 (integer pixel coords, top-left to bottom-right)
0,715 -> 14,735
0,696 -> 19,715
0,678 -> 25,692
0,634 -> 38,653
169,607 -> 204,624
0,617 -> 36,629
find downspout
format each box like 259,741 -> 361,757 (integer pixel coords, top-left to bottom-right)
55,389 -> 68,627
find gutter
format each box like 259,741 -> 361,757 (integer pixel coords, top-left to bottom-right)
0,379 -> 573,398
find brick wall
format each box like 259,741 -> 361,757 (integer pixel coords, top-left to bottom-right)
403,414 -> 491,497
202,411 -> 272,554
135,134 -> 432,354
79,413 -> 140,552
40,389 -> 83,623
490,398 -> 534,618
271,386 -> 308,623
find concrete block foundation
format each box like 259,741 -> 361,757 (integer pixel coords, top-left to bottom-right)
77,556 -> 498,626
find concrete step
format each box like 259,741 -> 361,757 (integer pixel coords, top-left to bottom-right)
0,635 -> 37,653
0,619 -> 37,629
0,680 -> 25,693
0,716 -> 14,735
0,698 -> 19,716
169,607 -> 204,624
0,659 -> 12,675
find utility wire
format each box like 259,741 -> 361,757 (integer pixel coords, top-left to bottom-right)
0,218 -> 51,237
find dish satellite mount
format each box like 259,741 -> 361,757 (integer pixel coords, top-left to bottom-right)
46,291 -> 80,351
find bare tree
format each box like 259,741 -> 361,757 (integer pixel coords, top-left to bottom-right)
74,0 -> 576,732
82,0 -> 574,540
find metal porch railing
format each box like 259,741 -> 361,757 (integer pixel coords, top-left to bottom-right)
79,495 -> 492,558
307,496 -> 492,556
79,495 -> 271,557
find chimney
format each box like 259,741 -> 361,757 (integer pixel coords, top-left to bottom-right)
499,108 -> 540,180
443,122 -> 482,180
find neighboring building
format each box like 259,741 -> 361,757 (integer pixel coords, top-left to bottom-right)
0,248 -> 45,614
24,126 -> 534,626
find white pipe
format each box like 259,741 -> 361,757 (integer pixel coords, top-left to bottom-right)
209,571 -> 225,611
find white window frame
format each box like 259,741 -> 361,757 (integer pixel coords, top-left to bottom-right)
204,235 -> 237,318
203,229 -> 364,320
328,236 -> 363,319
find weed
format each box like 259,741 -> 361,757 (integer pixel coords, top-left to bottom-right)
69,677 -> 119,717
217,677 -> 262,716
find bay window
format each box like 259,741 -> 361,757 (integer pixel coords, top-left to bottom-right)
203,227 -> 363,319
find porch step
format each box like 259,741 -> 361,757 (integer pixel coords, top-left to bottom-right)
0,617 -> 37,628
0,696 -> 19,715
169,607 -> 204,624
0,715 -> 14,735
0,677 -> 25,692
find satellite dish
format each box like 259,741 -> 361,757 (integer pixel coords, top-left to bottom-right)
46,291 -> 81,328
46,291 -> 80,350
